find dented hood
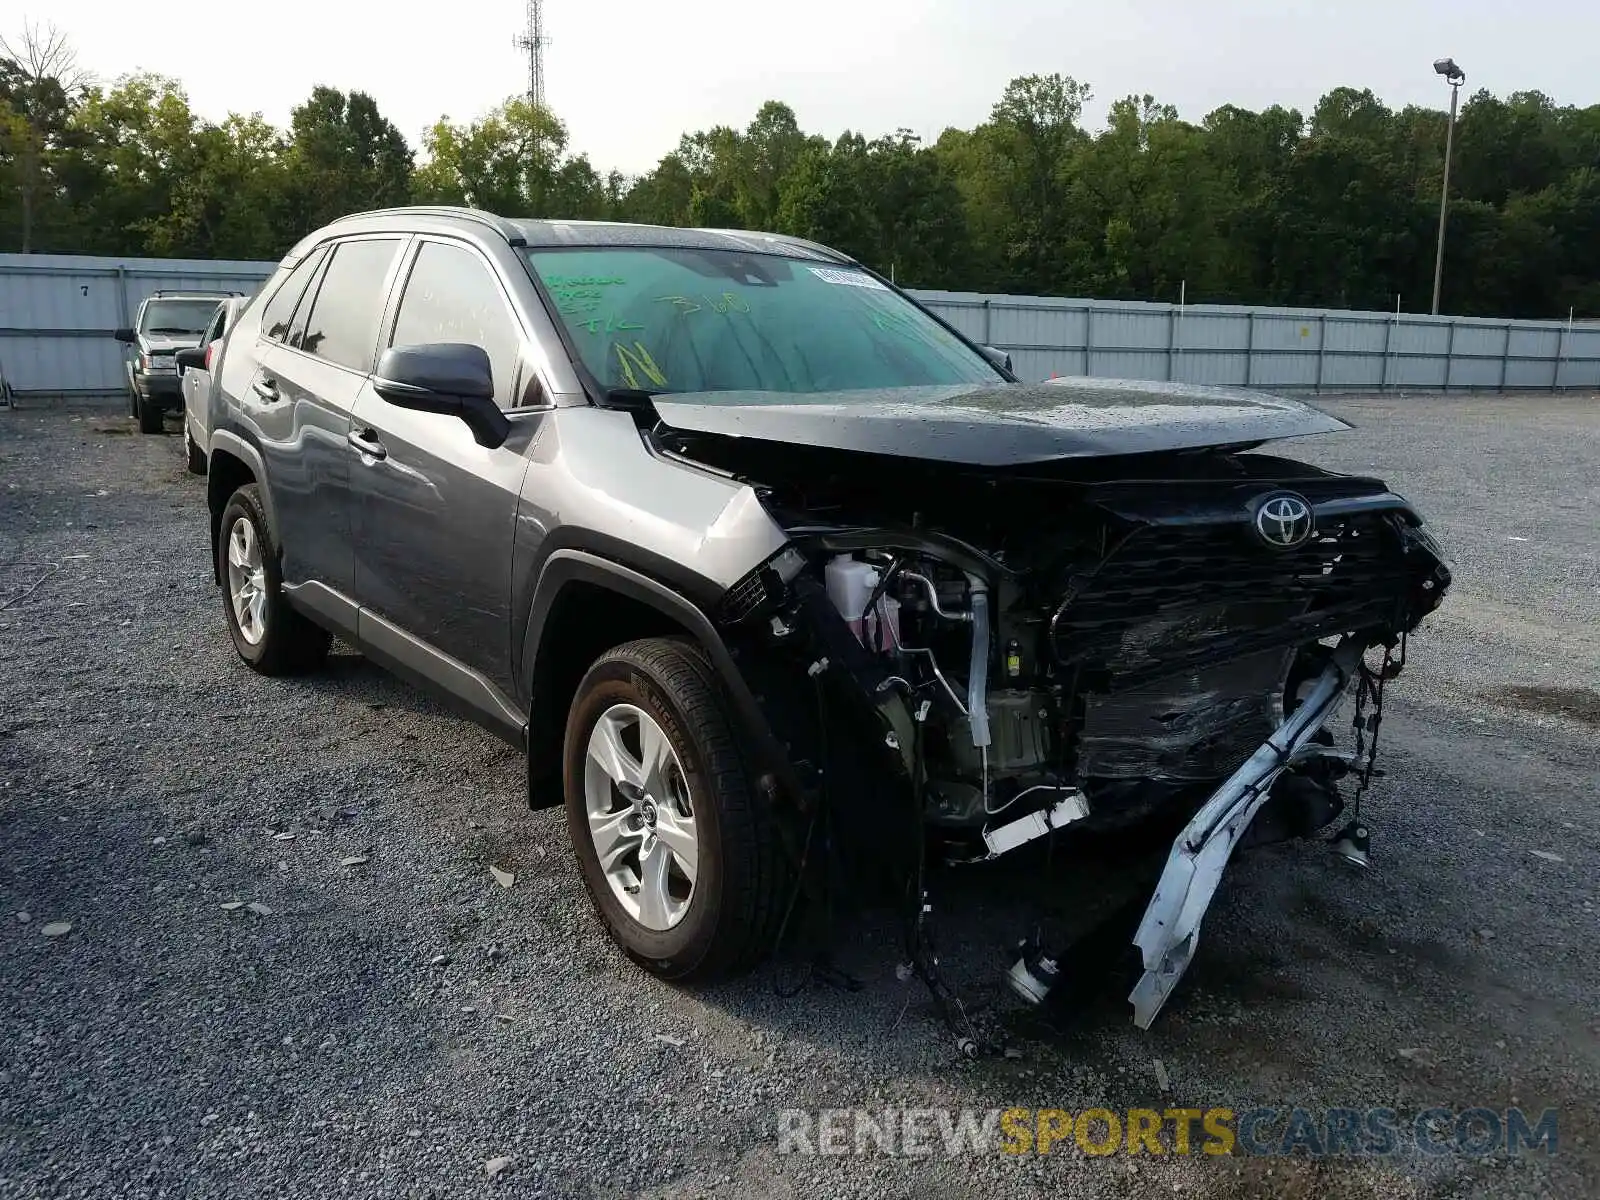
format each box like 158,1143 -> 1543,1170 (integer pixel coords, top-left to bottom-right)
652,377 -> 1350,467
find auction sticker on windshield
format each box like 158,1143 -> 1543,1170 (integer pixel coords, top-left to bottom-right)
809,266 -> 886,290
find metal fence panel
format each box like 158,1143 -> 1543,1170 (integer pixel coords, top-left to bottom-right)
1,253 -> 275,396
2,255 -> 1596,399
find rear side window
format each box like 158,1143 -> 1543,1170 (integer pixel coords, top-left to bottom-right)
202,305 -> 226,344
261,246 -> 328,342
390,241 -> 522,407
300,239 -> 403,372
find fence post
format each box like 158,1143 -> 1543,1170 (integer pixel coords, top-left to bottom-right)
1380,313 -> 1394,392
1553,319 -> 1567,391
981,298 -> 992,347
1244,311 -> 1255,387
115,265 -> 130,328
1166,307 -> 1177,381
1314,314 -> 1327,392
1443,320 -> 1456,392
1084,306 -> 1095,377
1499,324 -> 1512,392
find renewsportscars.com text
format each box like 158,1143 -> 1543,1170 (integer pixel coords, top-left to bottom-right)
776,1106 -> 1559,1159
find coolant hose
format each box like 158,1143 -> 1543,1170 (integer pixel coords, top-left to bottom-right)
966,579 -> 992,748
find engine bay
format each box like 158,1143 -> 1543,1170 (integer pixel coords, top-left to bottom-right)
695,436 -> 1450,851
673,427 -> 1453,1029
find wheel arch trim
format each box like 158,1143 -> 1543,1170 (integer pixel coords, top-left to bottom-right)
206,430 -> 275,586
522,548 -> 801,811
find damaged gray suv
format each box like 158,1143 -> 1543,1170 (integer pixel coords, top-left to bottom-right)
203,206 -> 1450,1029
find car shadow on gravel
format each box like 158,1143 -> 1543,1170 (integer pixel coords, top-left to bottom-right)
295,647 -> 456,720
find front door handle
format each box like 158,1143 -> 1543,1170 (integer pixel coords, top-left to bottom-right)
251,376 -> 279,402
347,429 -> 387,460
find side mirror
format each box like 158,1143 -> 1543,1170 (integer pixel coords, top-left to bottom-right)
113,328 -> 136,344
373,343 -> 509,449
174,347 -> 206,374
979,344 -> 1013,374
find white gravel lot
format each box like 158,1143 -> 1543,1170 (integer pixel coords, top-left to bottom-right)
1,393 -> 1596,1199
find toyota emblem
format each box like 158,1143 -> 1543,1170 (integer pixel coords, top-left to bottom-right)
1253,493 -> 1315,549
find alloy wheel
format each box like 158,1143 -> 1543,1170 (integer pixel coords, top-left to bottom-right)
583,703 -> 699,931
225,516 -> 267,645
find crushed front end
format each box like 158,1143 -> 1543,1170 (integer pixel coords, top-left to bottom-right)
693,438 -> 1452,1029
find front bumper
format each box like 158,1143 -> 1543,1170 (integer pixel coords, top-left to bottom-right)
1128,635 -> 1365,1028
134,372 -> 182,403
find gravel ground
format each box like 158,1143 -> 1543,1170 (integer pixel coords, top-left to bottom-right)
1,393 -> 1596,1199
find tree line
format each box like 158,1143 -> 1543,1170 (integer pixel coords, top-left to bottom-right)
3,24 -> 1597,318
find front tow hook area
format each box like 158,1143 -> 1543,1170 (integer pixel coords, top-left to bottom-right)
1127,635 -> 1366,1029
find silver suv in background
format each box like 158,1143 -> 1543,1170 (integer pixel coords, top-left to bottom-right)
175,295 -> 250,473
114,290 -> 239,433
202,206 -> 1450,1033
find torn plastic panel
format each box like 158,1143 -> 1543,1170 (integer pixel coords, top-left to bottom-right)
1128,634 -> 1366,1028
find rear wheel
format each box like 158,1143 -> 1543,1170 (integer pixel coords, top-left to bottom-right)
184,424 -> 206,474
562,637 -> 785,980
217,484 -> 329,675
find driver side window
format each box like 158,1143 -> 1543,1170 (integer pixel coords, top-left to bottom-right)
389,241 -> 523,408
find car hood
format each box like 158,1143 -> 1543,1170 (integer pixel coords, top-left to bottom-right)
140,335 -> 204,352
651,378 -> 1350,467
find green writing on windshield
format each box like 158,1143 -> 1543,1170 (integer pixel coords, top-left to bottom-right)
614,341 -> 668,389
544,276 -> 627,287
656,293 -> 752,317
577,314 -> 645,336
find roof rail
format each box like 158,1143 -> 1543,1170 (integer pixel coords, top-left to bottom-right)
327,206 -> 527,247
151,288 -> 243,298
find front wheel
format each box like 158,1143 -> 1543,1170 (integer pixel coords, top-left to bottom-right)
562,638 -> 786,980
137,392 -> 162,434
217,484 -> 330,675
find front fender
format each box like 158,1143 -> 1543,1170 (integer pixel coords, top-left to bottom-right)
522,548 -> 802,811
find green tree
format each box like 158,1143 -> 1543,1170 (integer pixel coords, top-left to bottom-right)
412,97 -> 606,218
4,44 -> 1599,320
283,86 -> 412,230
59,73 -> 209,256
0,22 -> 88,252
943,73 -> 1094,293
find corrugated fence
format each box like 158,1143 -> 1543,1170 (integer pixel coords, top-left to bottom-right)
916,291 -> 1600,393
0,253 -> 274,399
2,252 -> 1597,399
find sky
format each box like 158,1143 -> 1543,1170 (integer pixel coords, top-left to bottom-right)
25,0 -> 1600,176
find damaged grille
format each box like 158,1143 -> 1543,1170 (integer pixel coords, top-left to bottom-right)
1052,511 -> 1411,689
1077,648 -> 1290,780
1052,510 -> 1414,780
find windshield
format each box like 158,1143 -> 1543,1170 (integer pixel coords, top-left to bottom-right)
139,299 -> 222,337
524,248 -> 1001,397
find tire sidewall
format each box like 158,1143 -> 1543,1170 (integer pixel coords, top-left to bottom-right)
137,392 -> 162,434
185,425 -> 206,474
217,488 -> 278,667
563,656 -> 729,975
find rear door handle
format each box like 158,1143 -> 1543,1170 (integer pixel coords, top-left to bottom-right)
251,377 -> 279,402
347,429 -> 387,460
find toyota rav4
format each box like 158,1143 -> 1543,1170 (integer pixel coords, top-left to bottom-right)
203,207 -> 1450,1029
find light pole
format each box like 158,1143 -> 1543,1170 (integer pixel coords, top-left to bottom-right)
1431,57 -> 1466,315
